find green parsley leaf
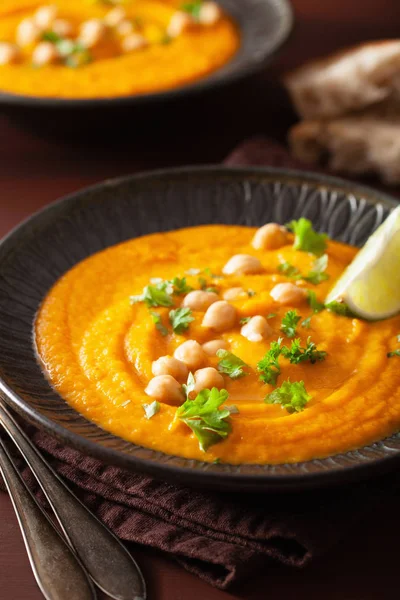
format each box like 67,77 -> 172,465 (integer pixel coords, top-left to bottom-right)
277,262 -> 301,279
181,1 -> 202,20
183,372 -> 196,398
306,290 -> 325,313
198,276 -> 218,294
302,254 -> 329,285
169,307 -> 194,334
240,317 -> 251,325
150,311 -> 168,336
143,400 -> 160,419
203,267 -> 218,278
282,337 -> 327,365
247,289 -> 256,297
325,301 -> 353,317
171,277 -> 192,295
42,30 -> 62,43
130,281 -> 174,308
388,349 -> 400,358
257,339 -> 283,385
281,310 -> 301,338
176,387 -> 231,452
216,349 -> 248,379
397,334 -> 400,343
265,379 -> 310,413
267,313 -> 277,319
286,218 -> 328,256
301,316 -> 312,329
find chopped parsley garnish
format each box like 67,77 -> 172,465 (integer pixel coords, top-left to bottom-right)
175,387 -> 232,452
301,316 -> 312,329
247,289 -> 256,297
142,400 -> 160,419
198,277 -> 218,293
282,337 -> 327,365
281,310 -> 301,338
257,338 -> 283,385
302,254 -> 329,285
183,372 -> 195,398
169,307 -> 194,334
131,281 -> 174,308
42,31 -> 62,43
181,1 -> 203,20
240,317 -> 251,325
325,300 -> 353,317
216,349 -> 248,379
286,218 -> 328,256
267,313 -> 277,319
170,277 -> 193,295
388,349 -> 400,358
41,32 -> 92,67
306,290 -> 325,313
265,379 -> 310,413
150,311 -> 168,336
278,262 -> 301,279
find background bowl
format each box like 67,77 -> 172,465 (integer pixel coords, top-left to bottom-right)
1,166 -> 400,492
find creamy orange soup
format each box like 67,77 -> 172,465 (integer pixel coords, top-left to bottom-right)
0,1 -> 240,98
35,225 -> 400,464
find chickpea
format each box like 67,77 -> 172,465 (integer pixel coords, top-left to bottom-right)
121,33 -> 147,52
151,355 -> 188,382
202,301 -> 237,332
104,7 -> 126,27
174,340 -> 207,371
144,375 -> 184,406
241,316 -> 272,343
223,287 -> 246,301
222,254 -> 262,276
34,5 -> 58,30
193,367 -> 224,394
32,42 -> 59,66
52,19 -> 73,38
270,283 -> 307,306
202,339 -> 228,356
116,20 -> 134,37
0,43 -> 19,65
251,223 -> 288,250
78,19 -> 107,49
182,290 -> 218,311
167,11 -> 192,38
16,19 -> 41,47
198,2 -> 222,25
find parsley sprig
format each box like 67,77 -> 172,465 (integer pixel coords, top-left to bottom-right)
176,387 -> 236,452
278,254 -> 329,286
286,218 -> 328,256
150,311 -> 168,336
216,349 -> 249,379
169,307 -> 194,334
265,379 -> 310,413
282,337 -> 327,364
257,339 -> 283,385
281,310 -> 301,338
181,1 -> 203,20
131,277 -> 193,308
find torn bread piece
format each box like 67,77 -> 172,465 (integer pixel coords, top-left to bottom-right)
289,103 -> 400,184
285,40 -> 400,120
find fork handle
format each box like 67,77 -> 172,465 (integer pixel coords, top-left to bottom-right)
0,438 -> 96,600
0,403 -> 146,600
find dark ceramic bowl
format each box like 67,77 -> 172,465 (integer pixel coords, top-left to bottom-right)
0,0 -> 293,110
1,166 -> 400,492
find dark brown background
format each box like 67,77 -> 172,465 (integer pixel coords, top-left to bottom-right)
2,1 -> 400,598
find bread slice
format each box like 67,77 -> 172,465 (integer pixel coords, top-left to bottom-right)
289,103 -> 400,184
285,40 -> 400,120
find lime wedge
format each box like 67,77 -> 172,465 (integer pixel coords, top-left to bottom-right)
325,205 -> 400,320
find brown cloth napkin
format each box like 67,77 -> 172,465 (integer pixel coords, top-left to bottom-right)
2,137 -> 400,590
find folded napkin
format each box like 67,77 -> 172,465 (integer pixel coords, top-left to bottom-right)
2,137 -> 399,590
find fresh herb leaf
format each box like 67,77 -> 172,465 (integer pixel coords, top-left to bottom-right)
181,1 -> 202,20
130,282 -> 174,308
325,301 -> 353,317
198,276 -> 218,294
277,262 -> 301,279
240,317 -> 251,325
176,387 -> 231,452
143,400 -> 160,419
301,316 -> 312,329
216,349 -> 248,379
169,307 -> 194,334
203,267 -> 218,278
183,372 -> 195,398
302,254 -> 329,285
150,311 -> 168,336
282,337 -> 327,365
306,290 -> 325,313
286,218 -> 328,256
281,310 -> 301,338
397,334 -> 400,343
225,405 -> 240,414
257,339 -> 283,385
171,277 -> 192,295
267,313 -> 277,319
247,289 -> 256,297
388,349 -> 400,358
265,379 -> 310,413
42,30 -> 62,43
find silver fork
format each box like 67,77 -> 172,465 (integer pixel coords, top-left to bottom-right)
0,401 -> 146,600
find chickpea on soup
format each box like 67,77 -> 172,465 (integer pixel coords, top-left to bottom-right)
35,222 -> 400,464
0,1 -> 240,98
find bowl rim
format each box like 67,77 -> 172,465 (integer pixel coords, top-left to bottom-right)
0,0 -> 294,109
1,164 -> 400,492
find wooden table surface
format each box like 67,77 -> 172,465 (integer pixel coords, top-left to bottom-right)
2,1 -> 400,598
